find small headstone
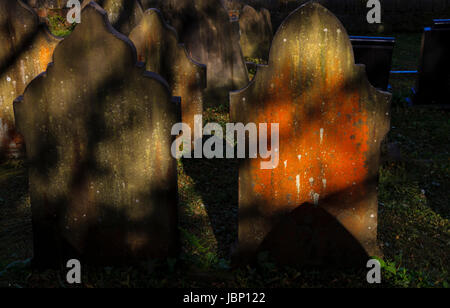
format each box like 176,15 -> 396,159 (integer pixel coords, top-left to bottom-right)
350,36 -> 395,91
155,0 -> 249,105
239,5 -> 273,60
129,9 -> 206,136
230,2 -> 391,266
414,19 -> 450,105
14,2 -> 179,267
0,0 -> 62,159
82,0 -> 144,35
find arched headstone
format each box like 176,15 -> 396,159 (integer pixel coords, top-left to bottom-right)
156,0 -> 249,105
129,9 -> 206,135
14,2 -> 179,267
82,0 -> 144,35
230,2 -> 391,266
0,0 -> 62,159
239,5 -> 273,60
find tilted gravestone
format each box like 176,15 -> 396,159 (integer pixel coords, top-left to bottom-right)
129,9 -> 206,135
154,0 -> 249,105
82,0 -> 144,35
230,2 -> 391,266
414,19 -> 450,106
239,5 -> 273,60
14,2 -> 179,267
350,36 -> 395,91
0,0 -> 62,159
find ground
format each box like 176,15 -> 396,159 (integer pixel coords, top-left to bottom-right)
0,27 -> 448,288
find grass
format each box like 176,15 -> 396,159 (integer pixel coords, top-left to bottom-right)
47,15 -> 76,37
0,32 -> 448,288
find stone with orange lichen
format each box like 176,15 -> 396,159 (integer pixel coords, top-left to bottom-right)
230,2 -> 391,266
14,3 -> 179,267
129,9 -> 206,137
0,0 -> 62,159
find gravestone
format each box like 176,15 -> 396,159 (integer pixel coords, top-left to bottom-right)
221,0 -> 244,10
14,2 -> 179,267
350,36 -> 395,91
82,0 -> 144,35
414,19 -> 450,105
0,0 -> 62,159
155,0 -> 249,105
239,5 -> 273,60
230,2 -> 391,266
129,9 -> 206,135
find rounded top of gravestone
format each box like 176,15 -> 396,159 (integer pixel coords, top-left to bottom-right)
136,9 -> 180,42
53,2 -> 139,72
269,1 -> 355,75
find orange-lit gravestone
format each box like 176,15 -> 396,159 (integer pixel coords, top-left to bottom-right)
230,2 -> 391,266
129,9 -> 206,135
14,3 -> 179,267
0,0 -> 61,159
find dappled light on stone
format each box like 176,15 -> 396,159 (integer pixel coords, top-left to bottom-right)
230,2 -> 391,266
0,0 -> 62,159
14,3 -> 179,267
129,9 -> 206,136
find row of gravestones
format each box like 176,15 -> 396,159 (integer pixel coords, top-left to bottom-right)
3,0 -> 388,268
0,0 -> 446,267
0,0 -> 249,159
232,3 -> 449,104
24,0 -> 443,101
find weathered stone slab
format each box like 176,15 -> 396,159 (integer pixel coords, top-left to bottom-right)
82,0 -> 144,35
129,9 -> 206,135
0,0 -> 62,159
350,36 -> 395,91
14,2 -> 179,267
230,2 -> 391,266
239,5 -> 273,60
414,19 -> 450,105
154,0 -> 249,105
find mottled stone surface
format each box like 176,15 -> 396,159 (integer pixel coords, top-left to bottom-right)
153,0 -> 249,105
25,0 -> 67,9
129,9 -> 206,133
14,3 -> 179,267
140,0 -> 159,10
82,0 -> 144,35
414,19 -> 450,105
239,5 -> 273,60
0,0 -> 61,159
221,0 -> 244,10
230,2 -> 391,266
350,36 -> 395,91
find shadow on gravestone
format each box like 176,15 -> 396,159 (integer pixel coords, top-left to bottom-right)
0,0 -> 62,160
14,2 -> 180,268
82,0 -> 144,35
152,0 -> 249,107
239,5 -> 273,61
230,2 -> 391,267
129,9 -> 206,138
